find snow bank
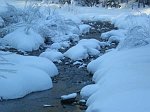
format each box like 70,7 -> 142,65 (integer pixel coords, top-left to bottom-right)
81,44 -> 150,112
64,39 -> 101,61
40,49 -> 64,62
101,29 -> 127,42
1,27 -> 44,51
3,53 -> 58,77
0,51 -> 58,99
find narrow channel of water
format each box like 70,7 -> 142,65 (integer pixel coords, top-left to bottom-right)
0,21 -> 117,112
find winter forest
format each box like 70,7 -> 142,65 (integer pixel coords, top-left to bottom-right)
0,0 -> 150,112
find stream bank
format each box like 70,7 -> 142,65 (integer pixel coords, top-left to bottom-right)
0,21 -> 117,112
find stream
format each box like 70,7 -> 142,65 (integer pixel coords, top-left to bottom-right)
0,21 -> 117,112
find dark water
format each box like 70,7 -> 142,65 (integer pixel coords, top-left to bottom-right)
0,21 -> 116,112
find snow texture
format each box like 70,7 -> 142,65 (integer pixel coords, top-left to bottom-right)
64,39 -> 101,61
82,44 -> 150,112
1,27 -> 44,51
40,49 -> 64,62
61,93 -> 77,100
0,52 -> 58,99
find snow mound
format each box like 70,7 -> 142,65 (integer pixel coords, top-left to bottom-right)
64,45 -> 88,61
40,49 -> 64,62
64,39 -> 101,61
101,29 -> 127,42
79,24 -> 91,34
0,51 -> 58,99
1,27 -> 44,51
61,93 -> 77,100
4,53 -> 58,77
0,64 -> 52,100
80,84 -> 99,100
82,44 -> 150,112
78,39 -> 101,50
50,41 -> 71,50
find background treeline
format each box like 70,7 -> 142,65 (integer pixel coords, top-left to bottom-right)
17,0 -> 150,7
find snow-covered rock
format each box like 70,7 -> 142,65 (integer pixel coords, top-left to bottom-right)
40,49 -> 64,62
101,29 -> 127,42
64,39 -> 101,61
51,34 -> 79,43
1,27 -> 44,51
78,39 -> 101,50
79,24 -> 91,34
0,51 -> 58,100
50,41 -> 71,50
61,93 -> 77,100
64,45 -> 88,61
81,84 -> 99,100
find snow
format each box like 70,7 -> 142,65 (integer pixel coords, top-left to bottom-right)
82,44 -> 150,112
101,29 -> 127,42
64,45 -> 88,61
78,39 -> 101,50
0,0 -> 7,13
0,51 -> 58,99
80,84 -> 99,100
0,27 -> 44,51
51,34 -> 79,43
0,17 -> 5,28
40,49 -> 64,62
61,93 -> 77,100
50,41 -> 71,50
79,24 -> 91,34
64,39 -> 101,61
0,1 -> 150,110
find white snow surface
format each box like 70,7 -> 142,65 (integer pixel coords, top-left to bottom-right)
79,24 -> 91,34
40,49 -> 64,62
0,27 -> 44,51
81,44 -> 150,112
64,39 -> 101,61
64,45 -> 88,61
0,17 -> 5,28
0,51 -> 58,99
101,29 -> 127,42
61,93 -> 77,100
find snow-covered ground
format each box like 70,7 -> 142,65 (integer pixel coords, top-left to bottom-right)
0,51 -> 58,99
81,44 -> 150,112
0,1 -> 150,111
